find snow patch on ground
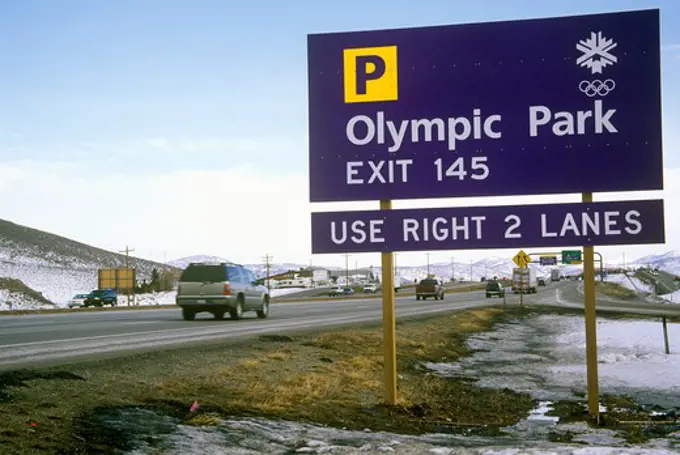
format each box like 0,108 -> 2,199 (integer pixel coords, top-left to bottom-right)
0,285 -> 311,311
0,260 -> 95,304
270,288 -> 309,298
0,289 -> 54,311
604,273 -> 653,294
131,415 -> 679,454
552,318 -> 680,394
658,289 -> 680,304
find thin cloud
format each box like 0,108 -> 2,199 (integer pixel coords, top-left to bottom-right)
662,44 -> 680,58
141,137 -> 298,154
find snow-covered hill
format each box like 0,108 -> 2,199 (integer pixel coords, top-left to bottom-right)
167,255 -> 231,270
632,250 -> 680,276
0,218 -> 175,305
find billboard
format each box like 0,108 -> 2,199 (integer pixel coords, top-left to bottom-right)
98,268 -> 136,291
311,199 -> 665,254
307,9 -> 662,202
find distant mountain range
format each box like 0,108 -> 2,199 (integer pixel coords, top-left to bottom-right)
167,254 -> 585,284
631,251 -> 680,275
168,251 -> 680,284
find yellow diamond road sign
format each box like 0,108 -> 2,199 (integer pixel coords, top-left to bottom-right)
513,250 -> 531,268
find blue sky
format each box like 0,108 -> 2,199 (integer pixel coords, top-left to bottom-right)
1,0 -> 678,173
0,0 -> 679,266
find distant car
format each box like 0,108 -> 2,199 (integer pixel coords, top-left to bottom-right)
538,278 -> 547,286
416,278 -> 445,300
329,286 -> 355,297
84,289 -> 118,307
328,286 -> 343,297
363,283 -> 380,293
485,281 -> 506,298
175,262 -> 270,321
68,293 -> 89,308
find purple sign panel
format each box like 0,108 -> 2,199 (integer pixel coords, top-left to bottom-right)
308,9 -> 662,202
311,199 -> 665,254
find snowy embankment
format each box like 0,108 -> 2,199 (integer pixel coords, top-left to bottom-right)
605,273 -> 679,304
114,288 -> 306,307
0,287 -> 312,311
0,259 -> 96,305
604,273 -> 653,294
0,289 -> 52,311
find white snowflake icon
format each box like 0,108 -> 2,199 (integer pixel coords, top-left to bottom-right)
576,31 -> 618,74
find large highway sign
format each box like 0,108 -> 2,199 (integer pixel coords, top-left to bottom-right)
307,9 -> 661,202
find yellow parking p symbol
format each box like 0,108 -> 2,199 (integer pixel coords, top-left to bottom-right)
343,46 -> 398,103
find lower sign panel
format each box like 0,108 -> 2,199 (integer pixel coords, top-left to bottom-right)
311,199 -> 665,254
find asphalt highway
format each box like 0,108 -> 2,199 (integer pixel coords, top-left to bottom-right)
1,281 -> 679,370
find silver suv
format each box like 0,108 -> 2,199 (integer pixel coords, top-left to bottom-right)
175,262 -> 270,321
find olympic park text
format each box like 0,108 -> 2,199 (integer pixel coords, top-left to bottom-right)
311,200 -> 665,254
345,100 -> 617,155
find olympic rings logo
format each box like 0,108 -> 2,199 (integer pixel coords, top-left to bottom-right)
578,79 -> 616,97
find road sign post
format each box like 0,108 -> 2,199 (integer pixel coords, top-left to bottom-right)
582,192 -> 600,423
380,199 -> 398,405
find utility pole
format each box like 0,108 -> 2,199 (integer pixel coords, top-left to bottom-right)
119,245 -> 135,306
451,256 -> 455,282
469,260 -> 473,282
345,253 -> 349,287
263,254 -> 273,295
426,253 -> 431,275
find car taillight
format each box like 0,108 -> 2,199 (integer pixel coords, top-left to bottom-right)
223,284 -> 231,296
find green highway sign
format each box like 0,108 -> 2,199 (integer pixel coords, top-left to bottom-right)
562,250 -> 582,264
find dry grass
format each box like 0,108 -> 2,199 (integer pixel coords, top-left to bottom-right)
595,282 -> 637,299
0,306 -> 537,454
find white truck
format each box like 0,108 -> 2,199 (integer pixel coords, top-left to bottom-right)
512,267 -> 538,294
550,268 -> 562,282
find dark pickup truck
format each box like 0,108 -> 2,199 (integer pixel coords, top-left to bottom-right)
84,288 -> 118,307
415,278 -> 445,300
